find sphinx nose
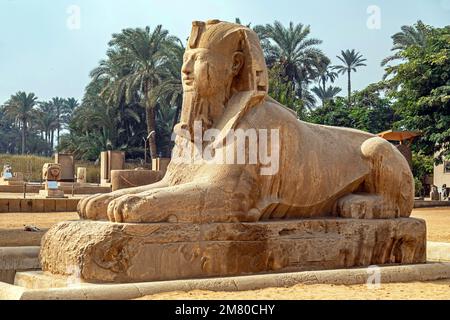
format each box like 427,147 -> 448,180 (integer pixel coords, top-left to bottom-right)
182,58 -> 193,76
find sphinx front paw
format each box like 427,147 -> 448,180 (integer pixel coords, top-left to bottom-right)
334,193 -> 400,219
108,195 -> 155,223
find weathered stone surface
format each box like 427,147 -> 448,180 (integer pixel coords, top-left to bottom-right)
100,151 -> 125,185
427,242 -> 450,262
48,20 -> 424,285
40,218 -> 426,283
111,170 -> 164,192
79,20 -> 414,225
2,263 -> 450,300
0,247 -> 40,284
54,153 -> 75,182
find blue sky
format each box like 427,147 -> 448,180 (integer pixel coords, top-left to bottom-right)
0,0 -> 449,103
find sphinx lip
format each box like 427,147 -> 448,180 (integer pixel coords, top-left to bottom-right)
183,79 -> 194,86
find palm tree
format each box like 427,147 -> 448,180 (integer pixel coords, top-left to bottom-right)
311,86 -> 342,106
48,97 -> 66,146
381,20 -> 429,79
104,25 -> 179,159
316,60 -> 339,92
334,50 -> 367,106
235,18 -> 252,28
156,38 -> 185,132
63,97 -> 79,126
35,101 -> 58,149
254,21 -> 328,102
3,92 -> 38,154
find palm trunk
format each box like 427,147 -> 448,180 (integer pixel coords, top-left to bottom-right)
171,96 -> 182,133
347,69 -> 351,106
57,106 -> 60,147
21,120 -> 26,154
144,82 -> 158,160
145,105 -> 158,160
296,80 -> 303,100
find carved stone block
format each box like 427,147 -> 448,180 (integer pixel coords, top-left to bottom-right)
40,218 -> 426,283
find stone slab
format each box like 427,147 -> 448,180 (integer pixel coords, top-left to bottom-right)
40,218 -> 426,284
2,262 -> 449,300
414,200 -> 450,208
0,184 -> 110,195
427,242 -> 450,262
0,230 -> 47,247
54,153 -> 75,182
43,200 -> 56,212
111,169 -> 164,191
0,199 -> 9,212
0,198 -> 81,213
8,199 -> 21,212
20,199 -> 33,212
31,199 -> 45,213
0,247 -> 40,284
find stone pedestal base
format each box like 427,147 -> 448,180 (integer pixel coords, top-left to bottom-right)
39,218 -> 426,284
0,179 -> 25,186
38,189 -> 66,199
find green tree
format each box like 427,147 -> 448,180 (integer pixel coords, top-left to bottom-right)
254,21 -> 328,106
382,20 -> 429,79
334,49 -> 367,106
35,101 -> 58,152
48,97 -> 67,147
63,97 -> 79,126
0,106 -> 21,153
308,85 -> 395,134
311,86 -> 341,107
349,86 -> 395,133
101,26 -> 179,159
268,65 -> 306,117
307,98 -> 353,127
3,92 -> 38,154
388,25 -> 450,162
316,60 -> 339,92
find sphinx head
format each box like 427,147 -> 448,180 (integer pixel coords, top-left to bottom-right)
176,20 -> 268,139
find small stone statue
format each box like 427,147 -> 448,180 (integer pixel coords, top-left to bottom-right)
430,185 -> 440,201
442,184 -> 448,200
42,163 -> 62,182
1,164 -> 13,180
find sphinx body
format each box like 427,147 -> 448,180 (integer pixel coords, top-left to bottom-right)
78,20 -> 413,224
38,20 -> 422,284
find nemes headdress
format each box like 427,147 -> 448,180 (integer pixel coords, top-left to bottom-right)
188,20 -> 269,95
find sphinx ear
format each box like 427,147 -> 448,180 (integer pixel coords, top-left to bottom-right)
231,52 -> 245,76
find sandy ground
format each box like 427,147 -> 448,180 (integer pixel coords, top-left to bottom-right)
411,207 -> 450,243
139,280 -> 450,300
0,211 -> 78,246
1,207 -> 450,299
0,193 -> 84,199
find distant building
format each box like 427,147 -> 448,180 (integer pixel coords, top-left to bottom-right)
433,158 -> 450,188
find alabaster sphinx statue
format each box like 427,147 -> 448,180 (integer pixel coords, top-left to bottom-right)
40,20 -> 426,284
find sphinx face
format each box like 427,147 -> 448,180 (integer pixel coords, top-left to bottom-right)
181,48 -> 234,98
177,48 -> 235,138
